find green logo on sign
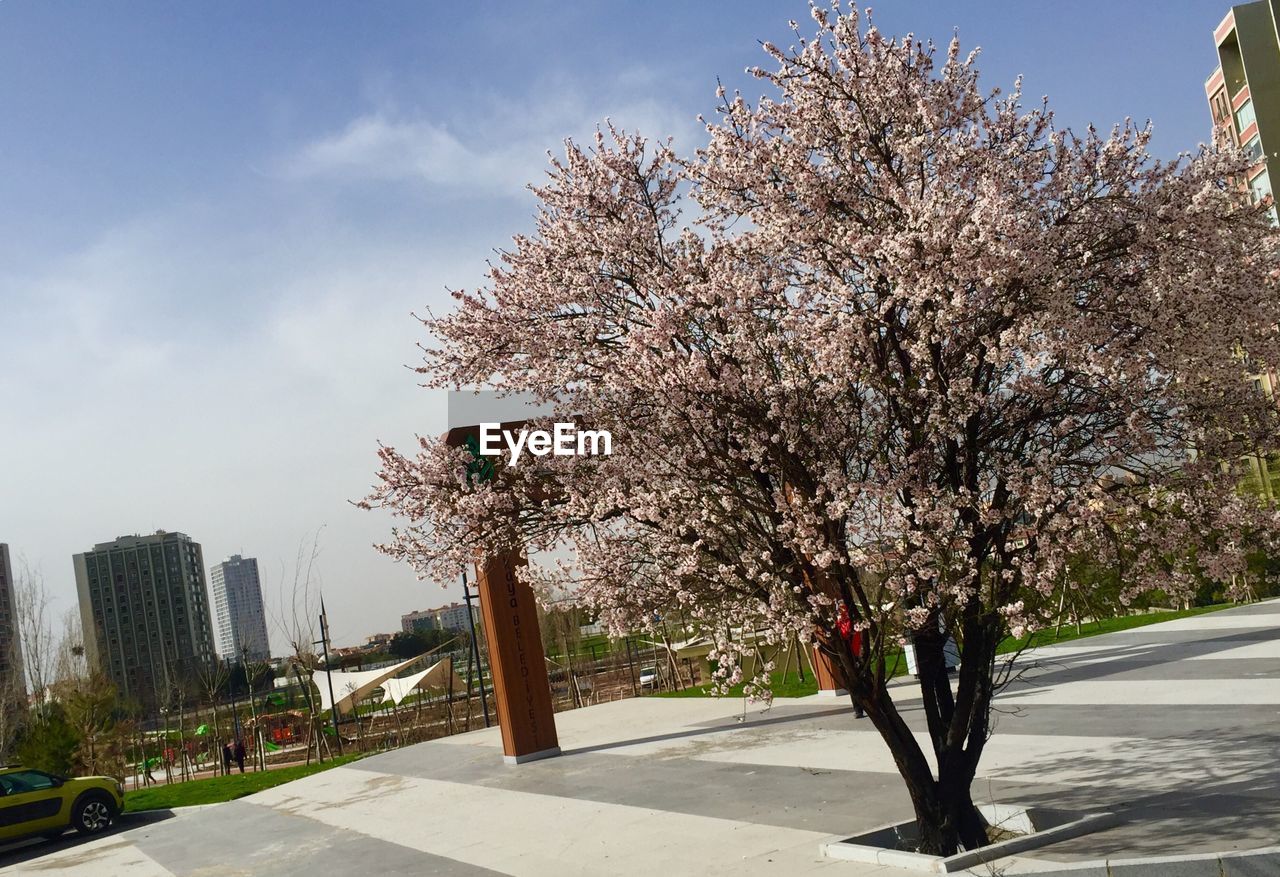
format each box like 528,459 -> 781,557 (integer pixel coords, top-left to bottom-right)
465,434 -> 496,484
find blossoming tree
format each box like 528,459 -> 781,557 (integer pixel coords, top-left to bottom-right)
366,7 -> 1280,855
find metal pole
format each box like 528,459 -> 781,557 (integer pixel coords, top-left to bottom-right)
625,637 -> 638,696
461,569 -> 491,728
461,630 -> 475,731
316,598 -> 344,755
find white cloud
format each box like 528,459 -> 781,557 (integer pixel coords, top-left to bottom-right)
280,83 -> 703,197
1,72 -> 702,650
0,204 -> 477,651
286,115 -> 542,194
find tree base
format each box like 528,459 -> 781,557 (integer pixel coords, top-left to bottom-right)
821,804 -> 1116,873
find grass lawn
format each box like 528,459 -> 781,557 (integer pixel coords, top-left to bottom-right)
655,601 -> 1236,699
657,668 -> 827,699
999,602 -> 1230,653
123,753 -> 367,813
544,632 -> 628,661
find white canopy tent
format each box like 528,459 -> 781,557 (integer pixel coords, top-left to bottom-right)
310,656 -> 419,715
380,657 -> 464,706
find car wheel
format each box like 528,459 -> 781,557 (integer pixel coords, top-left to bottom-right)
71,793 -> 116,835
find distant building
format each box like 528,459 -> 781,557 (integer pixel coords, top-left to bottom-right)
0,545 -> 25,700
435,602 -> 471,632
401,608 -> 436,634
401,601 -> 472,635
73,531 -> 217,708
1206,2 -> 1280,499
210,555 -> 271,662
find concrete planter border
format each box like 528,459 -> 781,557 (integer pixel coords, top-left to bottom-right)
820,803 -> 1117,873
996,845 -> 1280,876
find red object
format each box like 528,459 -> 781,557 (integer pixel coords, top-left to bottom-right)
836,603 -> 867,659
836,604 -> 853,644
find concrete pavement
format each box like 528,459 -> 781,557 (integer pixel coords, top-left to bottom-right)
4,599 -> 1278,875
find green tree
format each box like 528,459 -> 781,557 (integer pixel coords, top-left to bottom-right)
56,672 -> 127,778
15,705 -> 78,775
388,629 -> 453,659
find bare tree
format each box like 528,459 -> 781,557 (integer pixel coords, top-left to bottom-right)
170,683 -> 193,781
243,655 -> 271,771
14,559 -> 56,723
54,606 -> 88,684
0,666 -> 27,764
194,659 -> 230,774
264,530 -> 330,765
541,602 -> 585,706
267,530 -> 325,668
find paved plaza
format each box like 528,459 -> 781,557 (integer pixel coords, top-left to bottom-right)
4,599 -> 1279,876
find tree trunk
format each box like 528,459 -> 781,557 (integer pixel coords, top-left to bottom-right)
291,662 -> 321,765
826,612 -> 995,857
204,698 -> 221,775
904,768 -> 988,856
177,698 -> 190,782
245,681 -> 261,772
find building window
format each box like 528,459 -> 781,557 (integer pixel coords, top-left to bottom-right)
1245,134 -> 1264,163
1250,168 -> 1272,205
1212,90 -> 1230,125
1236,98 -> 1257,134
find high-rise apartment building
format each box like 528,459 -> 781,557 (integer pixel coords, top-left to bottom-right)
1206,1 -> 1280,217
210,555 -> 271,662
1207,1 -> 1280,499
73,531 -> 217,707
0,545 -> 26,699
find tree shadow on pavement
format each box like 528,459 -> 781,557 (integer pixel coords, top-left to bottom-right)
0,808 -> 178,869
561,705 -> 856,756
999,624 -> 1280,698
986,727 -> 1280,860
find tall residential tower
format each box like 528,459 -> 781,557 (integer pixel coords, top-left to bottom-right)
0,545 -> 26,701
73,531 -> 217,707
210,555 -> 271,662
1206,1 -> 1280,499
1206,1 -> 1280,216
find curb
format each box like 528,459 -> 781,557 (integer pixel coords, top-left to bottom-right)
993,845 -> 1280,876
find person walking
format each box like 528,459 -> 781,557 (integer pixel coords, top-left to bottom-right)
221,741 -> 233,776
233,738 -> 246,774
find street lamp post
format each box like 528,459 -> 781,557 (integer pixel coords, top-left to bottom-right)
315,598 -> 344,755
461,569 -> 491,728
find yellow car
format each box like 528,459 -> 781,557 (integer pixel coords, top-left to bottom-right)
0,767 -> 124,842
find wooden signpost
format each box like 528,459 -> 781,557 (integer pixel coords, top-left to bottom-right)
446,422 -> 561,765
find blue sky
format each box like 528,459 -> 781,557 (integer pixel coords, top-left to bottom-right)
0,1 -> 1232,649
